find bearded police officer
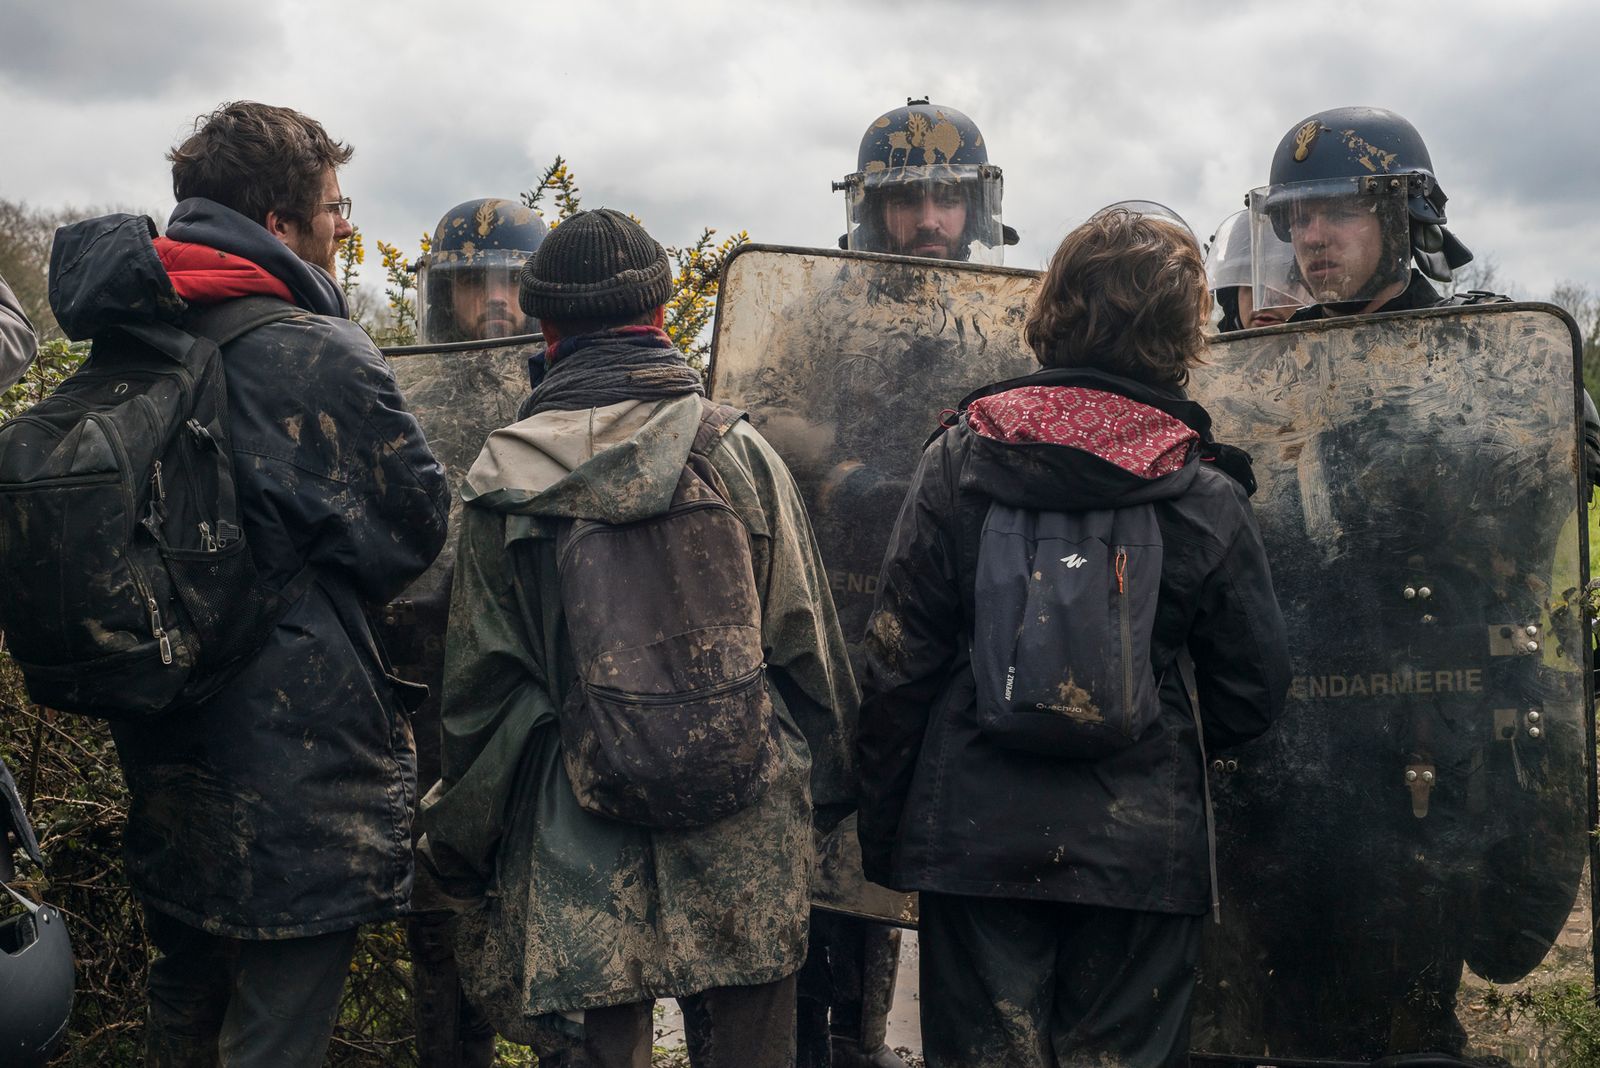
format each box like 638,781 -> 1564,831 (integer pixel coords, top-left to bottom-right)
416,198 -> 547,345
789,98 -> 1021,1068
405,195 -> 547,1068
834,98 -> 1018,264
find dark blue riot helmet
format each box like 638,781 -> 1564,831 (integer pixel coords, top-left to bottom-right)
1257,107 -> 1471,288
416,198 -> 548,344
834,98 -> 1019,264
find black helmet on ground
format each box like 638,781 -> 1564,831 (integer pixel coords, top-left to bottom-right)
0,759 -> 73,1067
834,98 -> 1019,264
417,198 -> 548,344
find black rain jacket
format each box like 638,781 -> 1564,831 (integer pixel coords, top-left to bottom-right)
48,204 -> 449,937
857,367 -> 1291,915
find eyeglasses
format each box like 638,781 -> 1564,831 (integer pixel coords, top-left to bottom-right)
323,197 -> 353,220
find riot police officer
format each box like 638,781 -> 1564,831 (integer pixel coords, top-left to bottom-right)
1204,208 -> 1307,332
1249,107 -> 1471,320
799,96 -> 1024,1068
1253,106 -> 1600,472
406,195 -> 546,1068
416,198 -> 547,344
1216,105 -> 1595,1060
834,98 -> 1018,264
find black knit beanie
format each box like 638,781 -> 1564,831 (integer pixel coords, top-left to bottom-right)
519,208 -> 673,322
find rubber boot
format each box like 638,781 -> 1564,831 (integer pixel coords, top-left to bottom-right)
831,926 -> 907,1068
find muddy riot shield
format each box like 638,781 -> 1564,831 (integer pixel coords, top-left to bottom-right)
379,333 -> 538,791
708,245 -> 1042,927
1185,303 -> 1596,1067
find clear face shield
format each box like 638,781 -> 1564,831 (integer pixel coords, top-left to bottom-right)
1207,209 -> 1309,328
416,249 -> 537,345
1249,175 -> 1412,308
841,163 -> 1006,265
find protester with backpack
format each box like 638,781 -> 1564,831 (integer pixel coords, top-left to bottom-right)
857,208 -> 1292,1068
25,102 -> 448,1066
419,209 -> 856,1067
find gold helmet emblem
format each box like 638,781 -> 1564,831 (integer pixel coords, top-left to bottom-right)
1293,121 -> 1320,162
474,201 -> 498,238
886,112 -> 964,167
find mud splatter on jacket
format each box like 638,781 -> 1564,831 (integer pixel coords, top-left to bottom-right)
420,392 -> 856,1039
48,203 -> 449,937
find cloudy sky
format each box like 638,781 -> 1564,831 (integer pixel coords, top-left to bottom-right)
2,0 -> 1594,301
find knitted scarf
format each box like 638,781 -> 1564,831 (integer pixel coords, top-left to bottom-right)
522,326 -> 704,418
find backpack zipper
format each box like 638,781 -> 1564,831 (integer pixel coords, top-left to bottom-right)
1116,547 -> 1132,718
95,414 -> 174,668
128,565 -> 174,667
146,597 -> 174,665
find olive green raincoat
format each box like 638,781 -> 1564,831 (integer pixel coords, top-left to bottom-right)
420,393 -> 856,1044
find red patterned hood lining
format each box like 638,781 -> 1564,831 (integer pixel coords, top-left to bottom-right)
966,385 -> 1198,479
153,236 -> 293,305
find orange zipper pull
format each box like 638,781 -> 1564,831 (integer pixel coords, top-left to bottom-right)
1115,548 -> 1127,594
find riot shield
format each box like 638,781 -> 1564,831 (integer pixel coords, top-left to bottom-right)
380,333 -> 538,789
708,245 -> 1042,927
1186,304 -> 1596,1067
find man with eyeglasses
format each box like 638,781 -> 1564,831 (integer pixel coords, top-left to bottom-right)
45,100 -> 448,1067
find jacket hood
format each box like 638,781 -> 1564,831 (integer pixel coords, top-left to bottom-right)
462,393 -> 702,523
165,198 -> 346,318
956,367 -> 1212,510
48,199 -> 348,341
49,214 -> 188,341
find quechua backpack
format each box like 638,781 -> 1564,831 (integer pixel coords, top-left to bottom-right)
972,503 -> 1164,758
556,401 -> 781,829
0,296 -> 306,718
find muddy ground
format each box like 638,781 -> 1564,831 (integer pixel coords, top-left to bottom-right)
658,882 -> 1592,1066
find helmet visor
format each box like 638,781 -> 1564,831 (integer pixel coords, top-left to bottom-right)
842,163 -> 1005,265
417,250 -> 536,345
1207,209 -> 1309,326
1249,175 -> 1412,307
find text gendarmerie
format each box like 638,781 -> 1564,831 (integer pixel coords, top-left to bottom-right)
1289,668 -> 1484,700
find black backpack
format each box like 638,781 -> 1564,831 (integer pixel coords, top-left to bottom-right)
971,502 -> 1165,758
553,400 -> 781,829
0,297 -> 308,718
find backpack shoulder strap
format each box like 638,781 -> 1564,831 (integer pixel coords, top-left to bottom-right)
1176,648 -> 1221,927
690,399 -> 746,459
185,296 -> 299,347
113,297 -> 298,367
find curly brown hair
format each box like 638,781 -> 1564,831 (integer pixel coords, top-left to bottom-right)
168,101 -> 353,227
1023,208 -> 1211,389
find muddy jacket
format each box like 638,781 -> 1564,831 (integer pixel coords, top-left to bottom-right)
420,392 -> 856,1038
48,204 -> 449,937
858,367 -> 1292,915
0,271 -> 37,391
